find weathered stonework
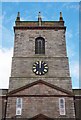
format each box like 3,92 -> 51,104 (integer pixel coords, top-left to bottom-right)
13,29 -> 66,57
6,82 -> 75,118
6,97 -> 75,118
9,77 -> 72,92
6,13 -> 75,119
11,57 -> 69,77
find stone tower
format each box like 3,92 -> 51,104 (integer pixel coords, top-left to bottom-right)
6,12 -> 75,119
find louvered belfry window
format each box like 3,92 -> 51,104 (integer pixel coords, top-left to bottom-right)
35,37 -> 45,54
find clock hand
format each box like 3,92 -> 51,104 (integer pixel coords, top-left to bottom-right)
39,61 -> 41,68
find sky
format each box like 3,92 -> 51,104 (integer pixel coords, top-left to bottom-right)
0,1 -> 80,89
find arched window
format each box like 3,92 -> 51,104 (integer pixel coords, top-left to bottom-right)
59,98 -> 66,115
16,98 -> 22,115
35,37 -> 45,54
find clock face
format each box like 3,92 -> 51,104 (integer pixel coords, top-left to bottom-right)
33,61 -> 48,75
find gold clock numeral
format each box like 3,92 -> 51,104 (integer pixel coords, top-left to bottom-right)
42,61 -> 44,64
36,71 -> 39,74
44,66 -> 48,68
33,69 -> 36,72
36,61 -> 39,64
33,66 -> 36,69
33,64 -> 36,66
44,69 -> 47,72
44,64 -> 47,66
42,71 -> 45,74
39,72 -> 41,75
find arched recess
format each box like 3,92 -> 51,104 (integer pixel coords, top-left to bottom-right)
35,37 -> 45,54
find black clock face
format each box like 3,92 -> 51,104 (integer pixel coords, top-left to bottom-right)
33,61 -> 48,75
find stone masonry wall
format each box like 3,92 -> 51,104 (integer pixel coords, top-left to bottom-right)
13,29 -> 67,57
6,96 -> 75,118
9,77 -> 72,92
7,26 -> 75,119
11,57 -> 70,77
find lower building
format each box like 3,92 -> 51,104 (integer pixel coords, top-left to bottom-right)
0,89 -> 8,120
73,89 -> 81,119
0,89 -> 81,120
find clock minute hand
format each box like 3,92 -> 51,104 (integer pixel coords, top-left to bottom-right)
39,61 -> 41,68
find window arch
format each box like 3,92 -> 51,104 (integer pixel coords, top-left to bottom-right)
35,37 -> 45,54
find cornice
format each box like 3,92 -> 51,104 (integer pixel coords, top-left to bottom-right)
14,26 -> 66,32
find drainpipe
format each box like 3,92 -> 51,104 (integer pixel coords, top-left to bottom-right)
74,96 -> 76,120
4,96 -> 8,120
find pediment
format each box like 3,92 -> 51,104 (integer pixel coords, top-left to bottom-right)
29,114 -> 54,120
7,80 -> 74,97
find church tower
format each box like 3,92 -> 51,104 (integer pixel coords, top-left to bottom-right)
6,12 -> 75,119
